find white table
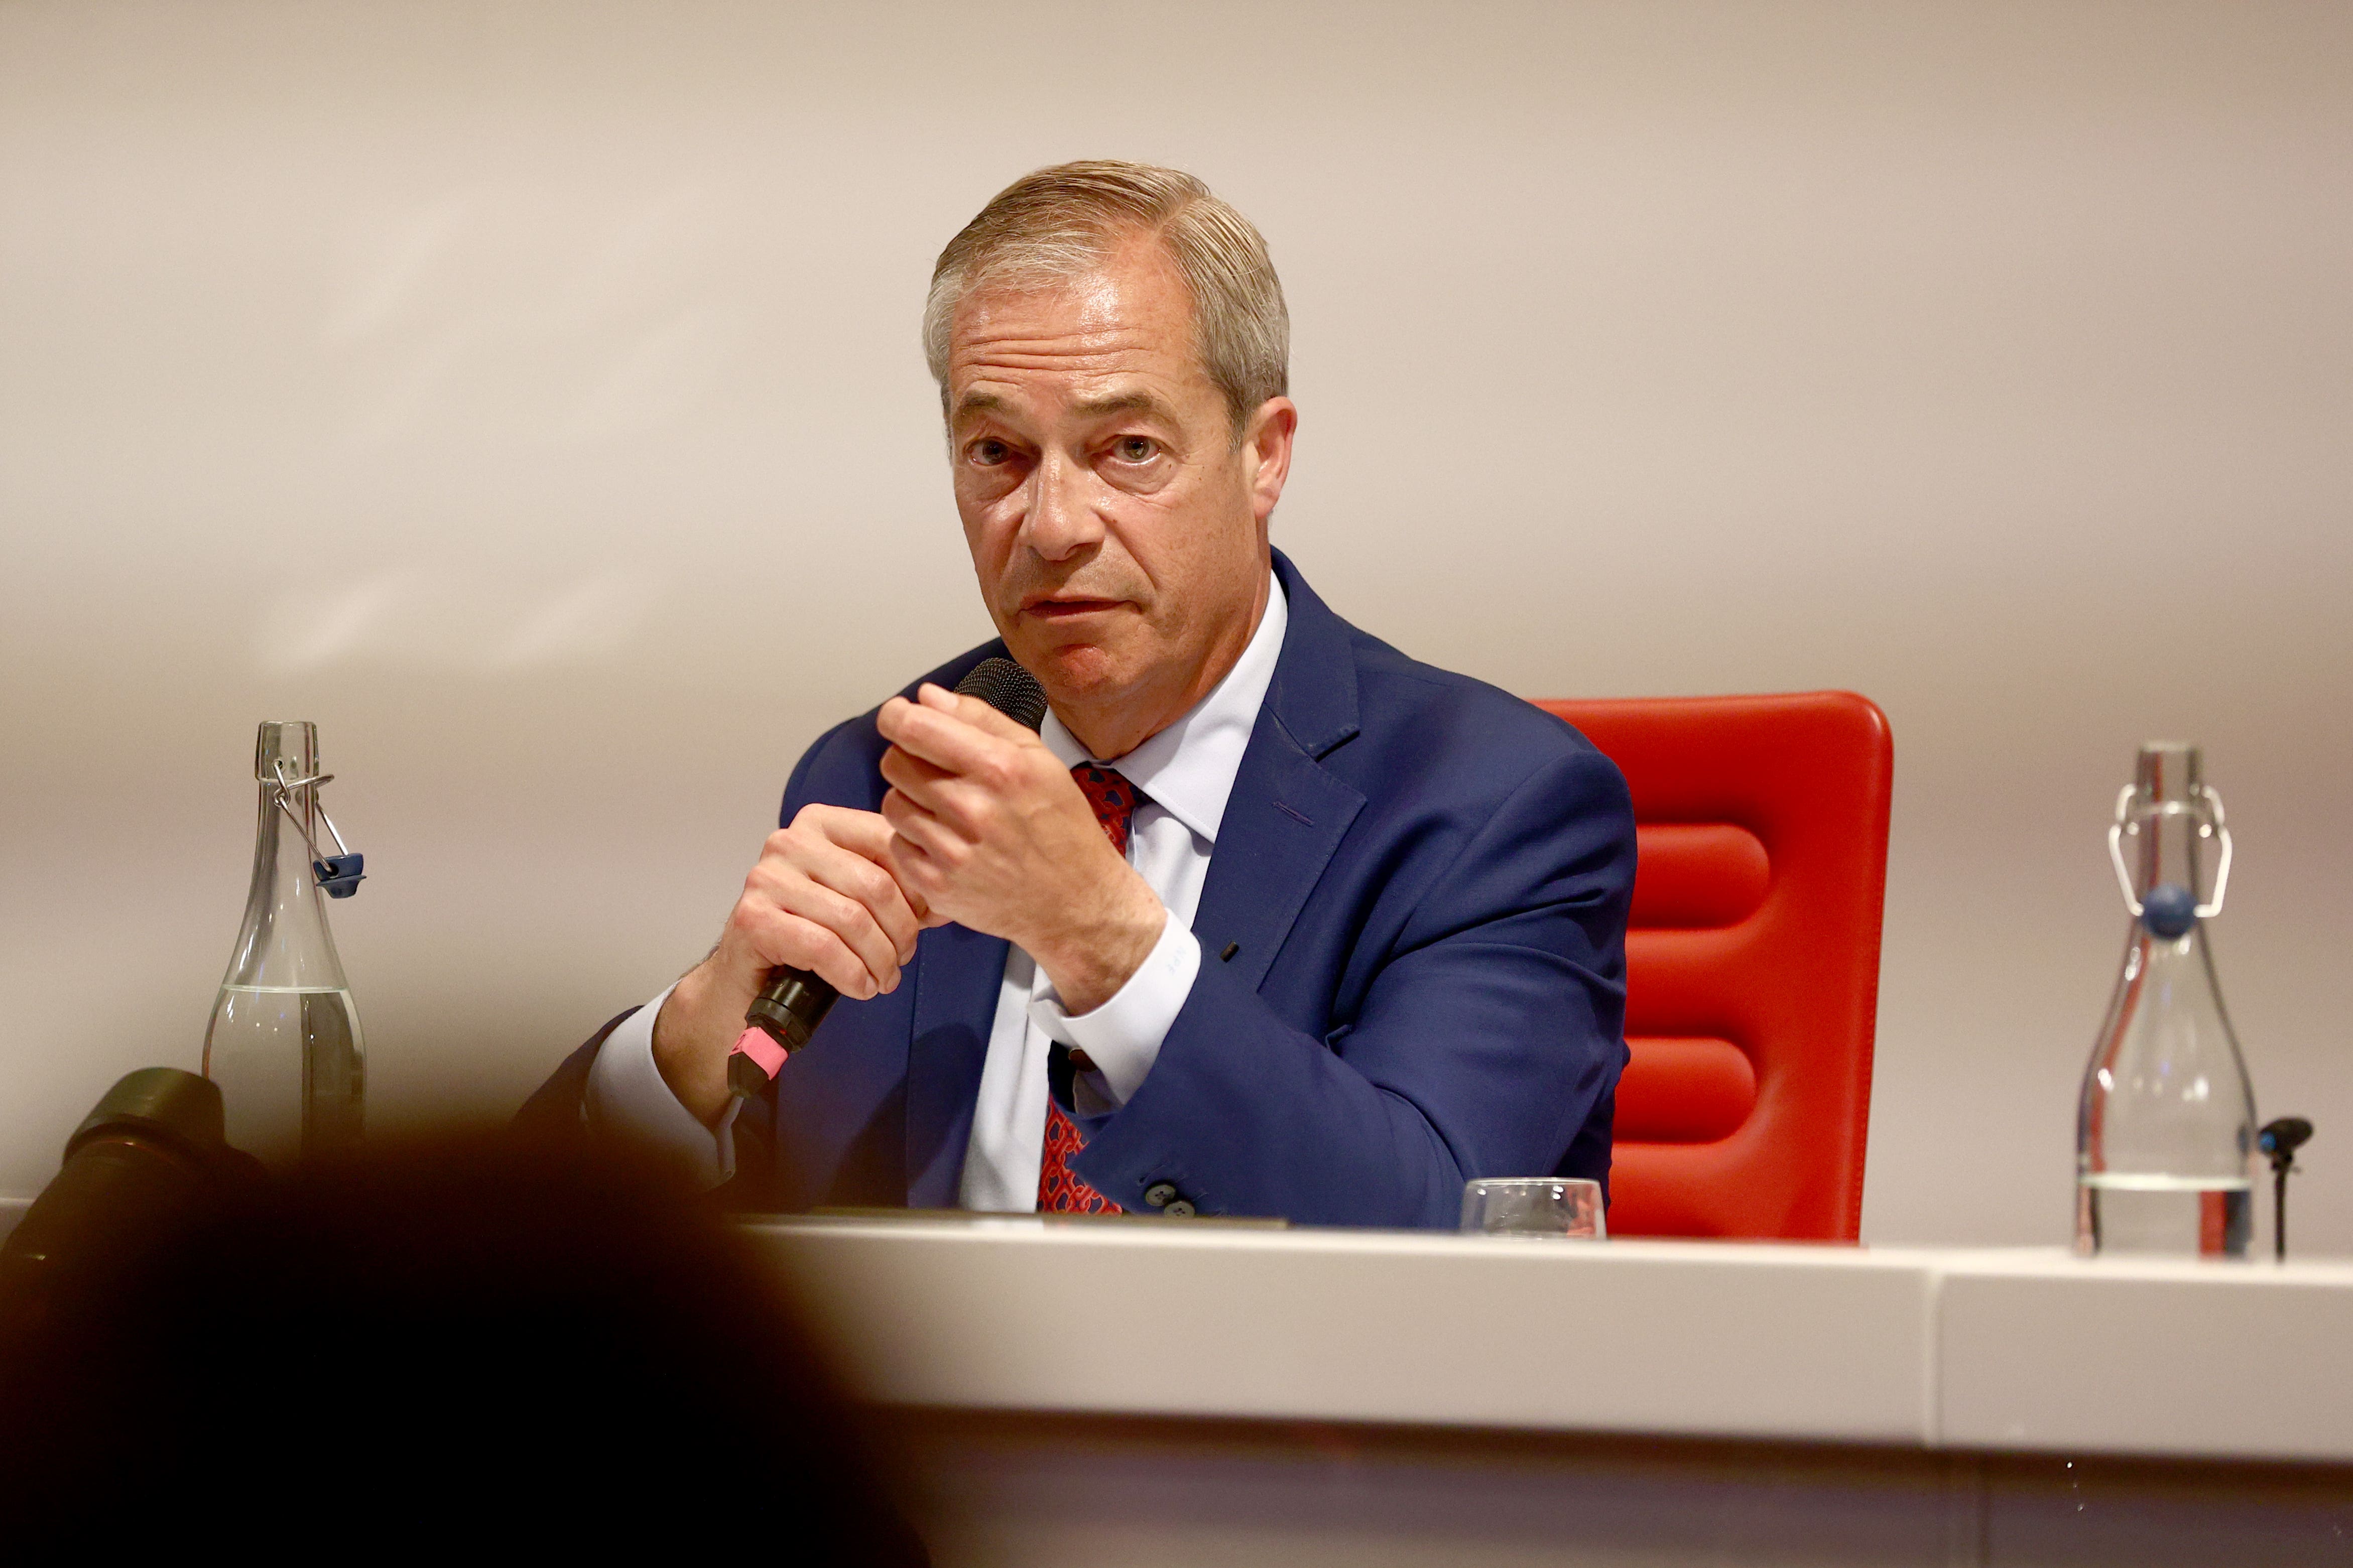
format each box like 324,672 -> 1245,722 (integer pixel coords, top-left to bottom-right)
750,1216 -> 2353,1566
10,1196 -> 2347,1562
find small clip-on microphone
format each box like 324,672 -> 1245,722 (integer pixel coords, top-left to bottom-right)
726,658 -> 1051,1101
2260,1116 -> 2314,1262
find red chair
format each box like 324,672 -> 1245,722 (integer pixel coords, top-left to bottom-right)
1533,692 -> 1892,1241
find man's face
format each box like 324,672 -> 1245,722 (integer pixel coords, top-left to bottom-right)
945,238 -> 1294,752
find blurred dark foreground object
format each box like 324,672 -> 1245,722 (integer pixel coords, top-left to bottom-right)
0,1069 -> 261,1331
0,1077 -> 927,1563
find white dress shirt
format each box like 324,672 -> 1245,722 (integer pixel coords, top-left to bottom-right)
586,577 -> 1289,1208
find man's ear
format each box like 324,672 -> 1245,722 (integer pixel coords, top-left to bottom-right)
1244,397 -> 1298,525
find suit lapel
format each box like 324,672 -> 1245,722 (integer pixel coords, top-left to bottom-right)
902,920 -> 1008,1208
1191,552 -> 1367,992
1195,732 -> 1364,992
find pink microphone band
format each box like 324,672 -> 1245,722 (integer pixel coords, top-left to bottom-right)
730,1025 -> 790,1082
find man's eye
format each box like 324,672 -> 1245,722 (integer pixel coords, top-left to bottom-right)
1114,436 -> 1158,462
970,439 -> 1010,465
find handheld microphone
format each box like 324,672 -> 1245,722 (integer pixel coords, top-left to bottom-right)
727,657 -> 1050,1100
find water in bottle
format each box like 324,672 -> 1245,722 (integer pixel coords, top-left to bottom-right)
202,721 -> 367,1167
2074,742 -> 2257,1257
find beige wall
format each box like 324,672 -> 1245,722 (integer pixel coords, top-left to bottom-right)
3,1 -> 2347,1248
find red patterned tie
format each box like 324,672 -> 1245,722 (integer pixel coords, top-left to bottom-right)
1037,764 -> 1141,1214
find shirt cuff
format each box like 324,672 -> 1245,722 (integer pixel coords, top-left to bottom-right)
584,981 -> 740,1189
1030,905 -> 1200,1111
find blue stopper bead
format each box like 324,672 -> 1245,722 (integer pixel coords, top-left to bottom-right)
313,852 -> 366,898
2141,881 -> 2196,939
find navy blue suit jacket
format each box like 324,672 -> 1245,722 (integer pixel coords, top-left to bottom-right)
526,552 -> 1634,1229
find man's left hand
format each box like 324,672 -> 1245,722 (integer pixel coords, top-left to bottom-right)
877,684 -> 1166,1015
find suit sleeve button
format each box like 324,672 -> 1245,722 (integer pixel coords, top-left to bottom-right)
1142,1181 -> 1178,1209
1163,1199 -> 1197,1218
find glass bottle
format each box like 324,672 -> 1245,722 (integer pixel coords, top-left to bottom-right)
2074,742 -> 2257,1257
201,721 -> 366,1168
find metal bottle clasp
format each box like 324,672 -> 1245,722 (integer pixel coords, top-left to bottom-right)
268,757 -> 367,897
2107,783 -> 2231,922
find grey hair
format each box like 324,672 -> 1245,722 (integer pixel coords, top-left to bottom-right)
922,161 -> 1289,437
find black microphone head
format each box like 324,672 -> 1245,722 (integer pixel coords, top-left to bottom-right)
2261,1117 -> 2314,1158
954,657 -> 1049,733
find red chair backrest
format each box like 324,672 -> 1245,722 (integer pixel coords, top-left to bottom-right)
1534,692 -> 1892,1241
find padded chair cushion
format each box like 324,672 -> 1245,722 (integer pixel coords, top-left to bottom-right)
1535,692 -> 1892,1241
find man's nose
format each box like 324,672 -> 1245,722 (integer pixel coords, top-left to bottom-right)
1018,450 -> 1103,562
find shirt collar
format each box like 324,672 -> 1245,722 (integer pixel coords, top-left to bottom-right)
1038,574 -> 1288,848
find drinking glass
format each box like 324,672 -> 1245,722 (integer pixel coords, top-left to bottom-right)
1460,1178 -> 1606,1239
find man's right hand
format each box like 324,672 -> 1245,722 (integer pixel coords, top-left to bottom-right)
651,804 -> 935,1127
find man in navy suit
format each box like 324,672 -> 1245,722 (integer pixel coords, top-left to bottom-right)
526,162 -> 1634,1229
